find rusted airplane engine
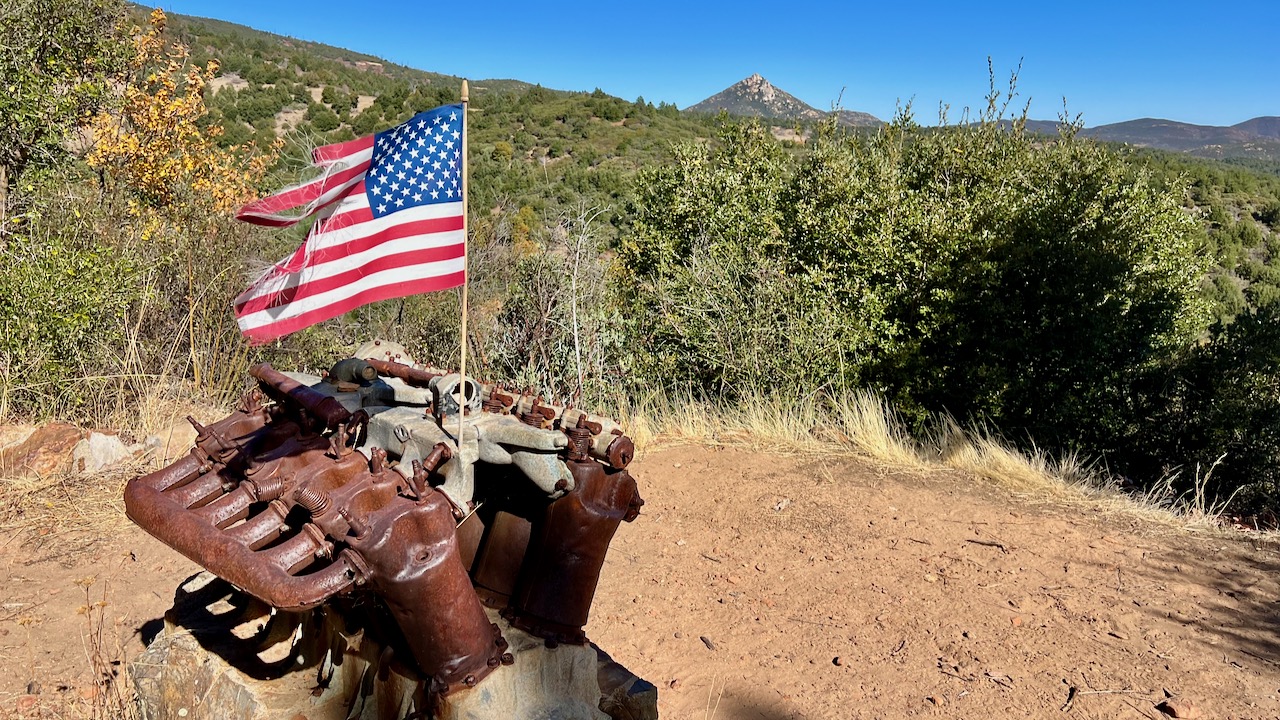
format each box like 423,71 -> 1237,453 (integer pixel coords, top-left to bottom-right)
124,346 -> 643,697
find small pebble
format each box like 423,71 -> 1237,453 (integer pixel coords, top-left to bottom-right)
832,656 -> 843,666
700,636 -> 716,651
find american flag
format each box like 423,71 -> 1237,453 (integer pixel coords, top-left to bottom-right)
234,103 -> 466,344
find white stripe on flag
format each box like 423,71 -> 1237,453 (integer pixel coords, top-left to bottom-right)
236,256 -> 466,330
235,199 -> 464,303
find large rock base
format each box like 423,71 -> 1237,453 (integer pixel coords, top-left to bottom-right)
132,573 -> 656,720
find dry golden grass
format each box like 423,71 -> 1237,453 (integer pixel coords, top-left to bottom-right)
622,389 -> 1240,532
0,463 -> 141,539
0,380 -> 226,538
622,390 -> 924,468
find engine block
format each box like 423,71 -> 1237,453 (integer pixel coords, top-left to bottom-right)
124,342 -> 643,697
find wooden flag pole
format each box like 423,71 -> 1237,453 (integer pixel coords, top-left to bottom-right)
457,80 -> 470,445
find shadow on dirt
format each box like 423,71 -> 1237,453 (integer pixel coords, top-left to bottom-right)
137,616 -> 164,647
1103,535 -> 1280,668
718,693 -> 808,720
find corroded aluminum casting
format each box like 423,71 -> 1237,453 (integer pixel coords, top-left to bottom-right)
124,346 -> 643,697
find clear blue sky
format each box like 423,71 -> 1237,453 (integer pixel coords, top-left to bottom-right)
158,0 -> 1277,127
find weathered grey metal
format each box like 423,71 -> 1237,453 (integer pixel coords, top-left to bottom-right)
125,346 -> 643,702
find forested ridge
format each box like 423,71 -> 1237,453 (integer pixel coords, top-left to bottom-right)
2,3 -> 1278,516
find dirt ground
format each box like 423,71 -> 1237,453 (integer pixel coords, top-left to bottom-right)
2,444 -> 1280,719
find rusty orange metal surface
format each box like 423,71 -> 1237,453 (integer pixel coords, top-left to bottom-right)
125,356 -> 642,696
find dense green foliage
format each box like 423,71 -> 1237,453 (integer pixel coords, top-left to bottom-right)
1134,150 -> 1280,324
1136,305 -> 1280,508
0,169 -> 143,416
619,110 -> 1279,512
622,113 -> 1204,437
0,0 -> 130,201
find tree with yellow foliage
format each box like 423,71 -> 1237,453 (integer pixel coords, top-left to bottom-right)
86,9 -> 282,389
87,9 -> 279,220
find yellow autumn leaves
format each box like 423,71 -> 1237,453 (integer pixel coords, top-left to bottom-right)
87,9 -> 279,220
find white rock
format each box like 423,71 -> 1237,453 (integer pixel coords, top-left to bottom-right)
71,432 -> 133,474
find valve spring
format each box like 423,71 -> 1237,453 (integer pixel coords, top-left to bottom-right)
251,472 -> 286,502
293,485 -> 331,516
565,425 -> 592,461
483,395 -> 506,413
520,411 -> 544,427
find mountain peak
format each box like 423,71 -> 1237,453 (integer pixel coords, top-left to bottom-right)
738,73 -> 778,103
686,74 -> 881,128
686,73 -> 821,122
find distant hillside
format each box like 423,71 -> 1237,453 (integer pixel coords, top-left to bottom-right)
146,6 -> 719,254
1018,115 -> 1280,162
1233,117 -> 1280,140
1085,118 -> 1258,150
686,74 -> 881,128
831,109 -> 883,128
156,8 -> 532,95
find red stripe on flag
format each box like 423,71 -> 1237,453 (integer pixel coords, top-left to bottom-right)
237,214 -> 304,229
241,271 -> 466,345
304,211 -> 463,264
236,163 -> 367,221
312,135 -> 375,164
236,210 -> 464,295
234,243 -> 465,316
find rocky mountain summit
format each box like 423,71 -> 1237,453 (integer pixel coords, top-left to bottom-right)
685,73 -> 881,127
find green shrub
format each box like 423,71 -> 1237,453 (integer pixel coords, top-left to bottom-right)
619,107 -> 1210,473
0,179 -> 142,417
1139,305 -> 1280,512
1256,199 -> 1280,229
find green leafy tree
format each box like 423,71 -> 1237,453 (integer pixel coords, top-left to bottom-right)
307,103 -> 341,132
1139,305 -> 1280,511
1257,199 -> 1280,230
0,0 -> 129,214
617,121 -> 850,390
491,141 -> 514,165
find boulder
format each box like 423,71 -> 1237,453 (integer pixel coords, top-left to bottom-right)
143,420 -> 199,465
0,423 -> 85,477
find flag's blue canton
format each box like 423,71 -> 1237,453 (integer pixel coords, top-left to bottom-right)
365,103 -> 464,219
